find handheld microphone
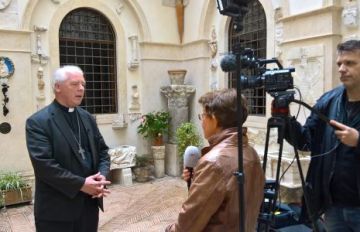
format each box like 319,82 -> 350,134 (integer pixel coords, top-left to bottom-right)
183,146 -> 200,190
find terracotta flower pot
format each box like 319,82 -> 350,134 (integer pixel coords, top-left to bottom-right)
153,135 -> 164,146
133,167 -> 150,182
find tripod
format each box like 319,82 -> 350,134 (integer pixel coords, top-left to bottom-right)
257,100 -> 320,232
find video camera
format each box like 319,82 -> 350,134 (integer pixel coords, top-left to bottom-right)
220,49 -> 295,108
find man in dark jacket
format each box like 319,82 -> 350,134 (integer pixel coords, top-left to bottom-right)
26,65 -> 111,232
287,40 -> 360,232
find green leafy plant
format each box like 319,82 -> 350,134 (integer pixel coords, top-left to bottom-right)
0,172 -> 30,207
137,111 -> 171,142
135,155 -> 152,168
0,172 -> 28,192
175,122 -> 202,158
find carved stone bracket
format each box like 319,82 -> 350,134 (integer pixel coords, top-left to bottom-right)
31,25 -> 49,65
162,0 -> 189,7
274,23 -> 284,57
160,85 -> 195,108
0,0 -> 12,10
209,26 -> 218,71
112,113 -> 128,129
128,35 -> 139,71
112,113 -> 142,129
116,2 -> 124,15
32,25 -> 49,110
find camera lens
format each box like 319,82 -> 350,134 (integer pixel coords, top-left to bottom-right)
240,75 -> 264,90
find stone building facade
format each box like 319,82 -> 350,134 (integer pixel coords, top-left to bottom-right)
0,0 -> 358,184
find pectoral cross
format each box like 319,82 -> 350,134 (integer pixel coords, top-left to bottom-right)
79,146 -> 86,160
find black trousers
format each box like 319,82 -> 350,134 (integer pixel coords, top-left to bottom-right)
35,197 -> 99,232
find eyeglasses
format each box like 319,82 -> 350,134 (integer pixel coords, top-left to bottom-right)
198,113 -> 207,121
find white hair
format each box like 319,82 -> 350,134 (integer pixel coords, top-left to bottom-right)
52,65 -> 84,90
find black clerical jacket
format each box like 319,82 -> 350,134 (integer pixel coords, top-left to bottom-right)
26,101 -> 110,221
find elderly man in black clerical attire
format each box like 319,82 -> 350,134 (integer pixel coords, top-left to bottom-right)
26,65 -> 111,232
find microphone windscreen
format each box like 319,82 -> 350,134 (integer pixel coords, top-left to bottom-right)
220,54 -> 237,72
183,146 -> 200,168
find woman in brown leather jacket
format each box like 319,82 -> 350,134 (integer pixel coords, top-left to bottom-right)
166,88 -> 265,232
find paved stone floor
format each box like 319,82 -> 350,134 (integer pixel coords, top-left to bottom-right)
0,177 -> 187,232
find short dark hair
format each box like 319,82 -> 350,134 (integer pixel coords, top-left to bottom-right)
337,40 -> 360,53
198,88 -> 248,128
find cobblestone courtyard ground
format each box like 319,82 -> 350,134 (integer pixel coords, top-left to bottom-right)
0,177 -> 187,232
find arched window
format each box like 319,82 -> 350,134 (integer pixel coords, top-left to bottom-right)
228,1 -> 267,116
59,8 -> 117,114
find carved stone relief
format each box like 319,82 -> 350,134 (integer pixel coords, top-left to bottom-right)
108,145 -> 136,169
129,85 -> 140,111
32,25 -> 49,110
342,5 -> 358,28
247,128 -> 278,153
286,45 -> 324,106
274,23 -> 284,58
0,0 -> 11,10
36,66 -> 45,101
0,0 -> 18,28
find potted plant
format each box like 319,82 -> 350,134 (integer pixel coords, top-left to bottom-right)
133,155 -> 152,182
0,172 -> 32,207
175,122 -> 202,159
137,111 -> 171,146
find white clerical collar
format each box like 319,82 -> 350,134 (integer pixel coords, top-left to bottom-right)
68,108 -> 75,112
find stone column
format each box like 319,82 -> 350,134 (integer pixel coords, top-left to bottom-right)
160,85 -> 195,144
160,85 -> 195,176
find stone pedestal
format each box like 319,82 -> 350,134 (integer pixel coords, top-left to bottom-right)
151,145 -> 165,178
108,145 -> 136,186
165,143 -> 182,176
110,168 -> 133,186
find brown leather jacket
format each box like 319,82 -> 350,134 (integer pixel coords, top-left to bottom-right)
166,127 -> 265,232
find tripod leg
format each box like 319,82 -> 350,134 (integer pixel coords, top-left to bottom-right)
258,117 -> 286,232
258,120 -> 272,232
289,122 -> 320,232
269,117 -> 286,214
262,119 -> 272,172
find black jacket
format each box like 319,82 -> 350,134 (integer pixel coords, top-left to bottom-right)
286,85 -> 360,220
26,101 -> 110,221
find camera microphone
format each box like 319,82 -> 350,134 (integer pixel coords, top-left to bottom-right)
220,49 -> 258,72
220,54 -> 237,72
183,146 -> 201,190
